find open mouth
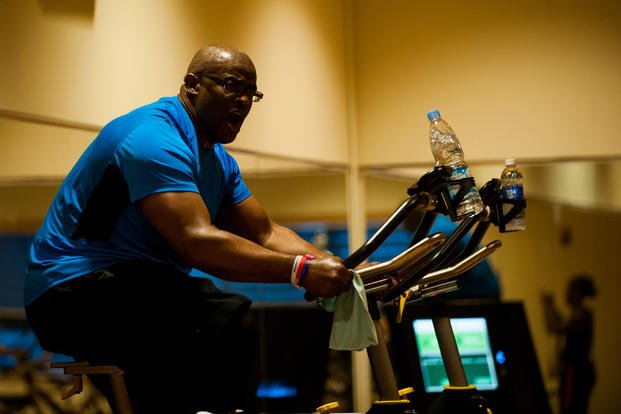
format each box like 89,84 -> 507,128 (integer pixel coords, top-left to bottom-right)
225,112 -> 244,134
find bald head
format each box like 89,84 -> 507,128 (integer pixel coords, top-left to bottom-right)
178,45 -> 258,146
186,45 -> 255,77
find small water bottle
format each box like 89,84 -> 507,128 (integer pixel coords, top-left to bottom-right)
500,158 -> 527,231
427,110 -> 484,218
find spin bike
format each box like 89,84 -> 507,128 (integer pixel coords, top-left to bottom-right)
314,164 -> 526,414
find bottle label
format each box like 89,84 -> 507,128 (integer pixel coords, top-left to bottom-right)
501,184 -> 523,200
450,166 -> 470,180
448,166 -> 474,198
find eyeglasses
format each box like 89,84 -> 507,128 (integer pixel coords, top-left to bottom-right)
198,73 -> 264,103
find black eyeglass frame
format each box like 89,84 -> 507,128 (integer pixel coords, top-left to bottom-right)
197,73 -> 264,103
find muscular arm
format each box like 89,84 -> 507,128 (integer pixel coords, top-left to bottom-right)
215,195 -> 331,259
140,192 -> 350,297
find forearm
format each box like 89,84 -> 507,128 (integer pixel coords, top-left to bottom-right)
181,225 -> 295,283
181,226 -> 351,297
261,222 -> 333,260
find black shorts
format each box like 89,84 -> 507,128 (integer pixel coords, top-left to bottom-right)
26,260 -> 255,413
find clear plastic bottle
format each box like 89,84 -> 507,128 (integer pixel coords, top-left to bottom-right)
427,110 -> 484,218
500,158 -> 526,231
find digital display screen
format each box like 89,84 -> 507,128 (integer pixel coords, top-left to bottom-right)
412,317 -> 499,393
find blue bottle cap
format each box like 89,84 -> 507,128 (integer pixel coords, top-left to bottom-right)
427,110 -> 441,121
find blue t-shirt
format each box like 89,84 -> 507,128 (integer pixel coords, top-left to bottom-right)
25,96 -> 251,305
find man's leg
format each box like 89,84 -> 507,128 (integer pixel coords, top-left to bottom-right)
26,262 -> 254,414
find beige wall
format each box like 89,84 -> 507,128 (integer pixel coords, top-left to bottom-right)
3,0 -> 621,178
0,0 -> 350,179
354,0 -> 621,166
0,118 -> 94,178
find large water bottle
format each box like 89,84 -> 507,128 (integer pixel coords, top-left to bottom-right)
427,110 -> 484,218
500,158 -> 527,231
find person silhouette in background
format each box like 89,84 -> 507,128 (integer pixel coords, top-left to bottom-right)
542,274 -> 597,414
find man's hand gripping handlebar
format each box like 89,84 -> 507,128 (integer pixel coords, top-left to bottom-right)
301,257 -> 353,298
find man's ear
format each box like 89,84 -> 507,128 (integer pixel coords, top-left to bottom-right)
183,73 -> 200,96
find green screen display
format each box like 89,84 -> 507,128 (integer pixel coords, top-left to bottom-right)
412,318 -> 499,392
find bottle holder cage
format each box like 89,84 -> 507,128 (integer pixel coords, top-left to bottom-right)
407,166 -> 479,221
409,169 -> 527,233
479,178 -> 527,232
494,198 -> 527,232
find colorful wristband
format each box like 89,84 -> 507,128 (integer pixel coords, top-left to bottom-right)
291,254 -> 314,289
298,255 -> 314,288
291,255 -> 303,287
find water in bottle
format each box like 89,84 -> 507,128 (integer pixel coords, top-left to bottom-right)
427,110 -> 484,218
500,158 -> 527,231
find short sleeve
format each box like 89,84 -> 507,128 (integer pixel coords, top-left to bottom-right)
218,146 -> 251,205
114,121 -> 199,202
